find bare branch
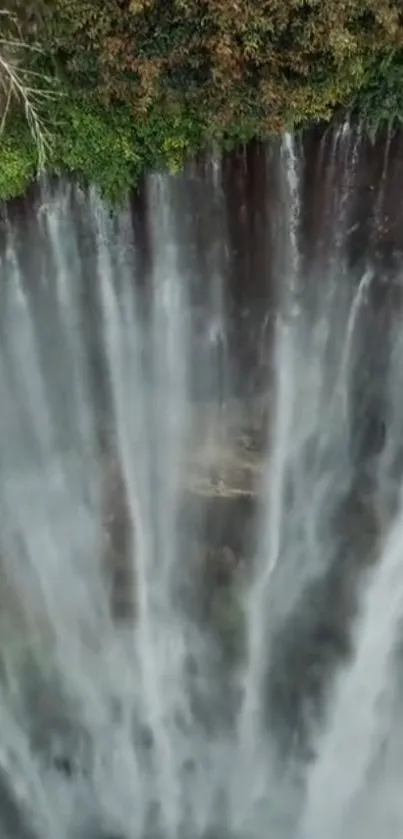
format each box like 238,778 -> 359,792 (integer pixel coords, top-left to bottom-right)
0,77 -> 12,135
0,10 -> 56,171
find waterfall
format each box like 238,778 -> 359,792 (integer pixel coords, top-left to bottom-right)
230,135 -> 303,832
300,493 -> 403,839
0,125 -> 403,839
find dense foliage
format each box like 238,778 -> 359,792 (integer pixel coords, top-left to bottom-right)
1,0 -> 403,199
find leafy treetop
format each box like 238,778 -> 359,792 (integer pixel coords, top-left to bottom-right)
1,0 -> 403,199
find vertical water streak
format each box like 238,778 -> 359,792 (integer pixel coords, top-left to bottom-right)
336,122 -> 361,253
0,199 -> 110,839
0,216 -> 94,651
0,697 -> 67,839
319,122 -> 348,265
40,183 -> 94,458
208,147 -> 227,354
373,124 -> 393,234
206,148 -> 229,425
280,133 -> 301,293
88,190 -> 172,836
147,174 -> 199,838
309,121 -> 361,436
338,267 -> 374,419
148,173 -> 189,585
1,215 -> 54,466
230,135 -> 303,832
301,495 -> 403,839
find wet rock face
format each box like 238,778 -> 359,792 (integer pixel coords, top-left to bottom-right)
83,831 -> 127,839
208,545 -> 238,587
101,458 -> 136,623
99,400 -> 264,629
180,492 -> 258,561
195,545 -> 246,667
264,472 -> 382,764
0,767 -> 41,839
21,671 -> 92,778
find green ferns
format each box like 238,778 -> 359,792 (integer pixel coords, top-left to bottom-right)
353,48 -> 403,139
52,101 -> 143,200
0,128 -> 37,200
0,97 -> 206,201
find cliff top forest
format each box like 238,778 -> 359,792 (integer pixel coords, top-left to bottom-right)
1,0 -> 403,200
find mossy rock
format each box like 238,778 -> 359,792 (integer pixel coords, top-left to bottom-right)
210,581 -> 246,663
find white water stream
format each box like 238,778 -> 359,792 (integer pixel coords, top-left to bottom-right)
0,133 -> 402,839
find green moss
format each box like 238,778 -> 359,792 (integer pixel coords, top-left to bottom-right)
210,582 -> 246,664
0,130 -> 37,201
0,95 -> 207,202
352,48 -> 403,139
49,99 -> 143,200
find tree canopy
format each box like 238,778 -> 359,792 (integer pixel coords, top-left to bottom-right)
1,0 -> 403,200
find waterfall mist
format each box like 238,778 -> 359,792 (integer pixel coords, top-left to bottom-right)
1,126 -> 403,839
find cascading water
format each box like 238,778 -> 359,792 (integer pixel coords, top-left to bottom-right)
0,126 -> 403,839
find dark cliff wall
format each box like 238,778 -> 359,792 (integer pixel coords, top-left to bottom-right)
3,123 -> 403,397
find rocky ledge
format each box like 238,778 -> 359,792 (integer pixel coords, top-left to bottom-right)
183,394 -> 269,499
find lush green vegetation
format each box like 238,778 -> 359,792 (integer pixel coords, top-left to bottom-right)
1,0 -> 403,200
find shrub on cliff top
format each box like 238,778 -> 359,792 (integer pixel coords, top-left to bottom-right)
1,0 -> 403,199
